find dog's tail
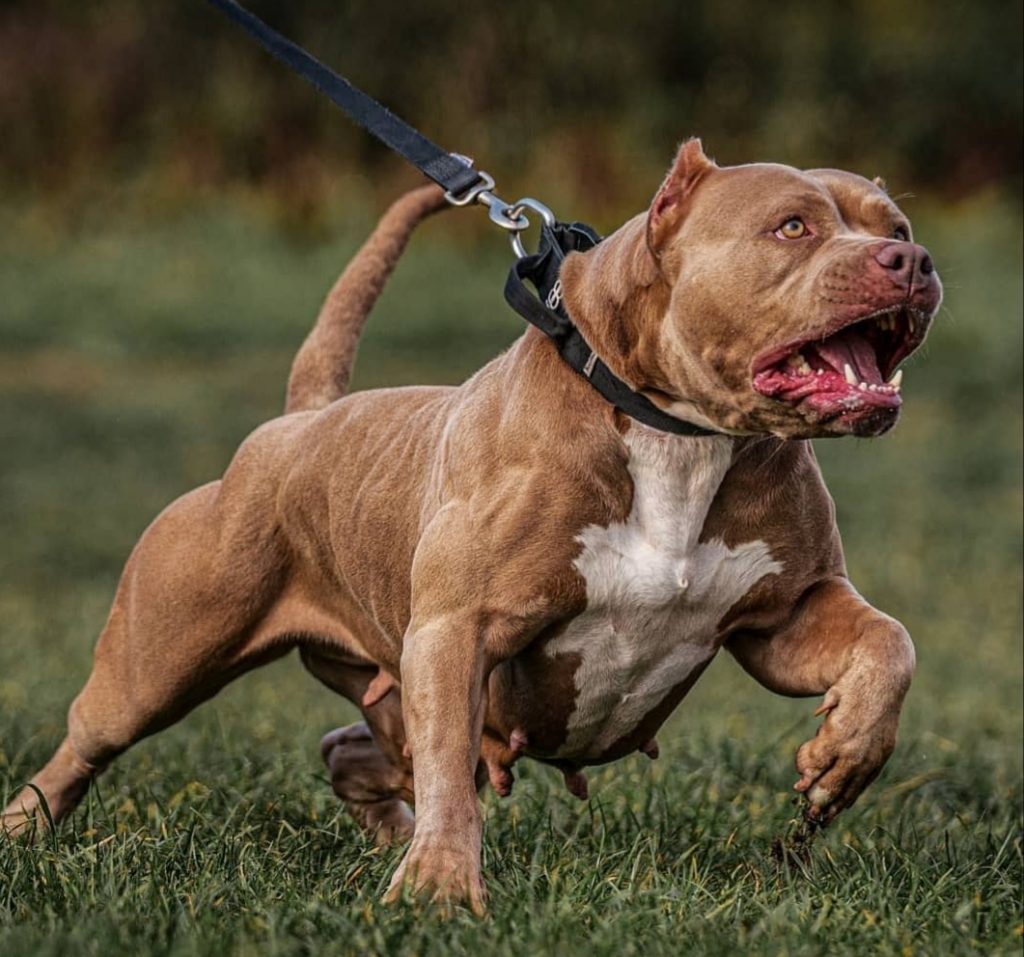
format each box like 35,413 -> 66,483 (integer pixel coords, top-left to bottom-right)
285,183 -> 448,414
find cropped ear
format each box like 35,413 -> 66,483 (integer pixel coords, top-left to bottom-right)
647,138 -> 717,255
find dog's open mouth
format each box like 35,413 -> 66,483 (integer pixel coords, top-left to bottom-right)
751,306 -> 925,421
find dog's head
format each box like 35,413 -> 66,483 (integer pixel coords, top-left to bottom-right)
563,139 -> 943,438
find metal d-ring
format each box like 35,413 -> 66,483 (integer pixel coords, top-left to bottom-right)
507,198 -> 557,259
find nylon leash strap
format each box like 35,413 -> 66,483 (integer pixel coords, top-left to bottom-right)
205,0 -> 716,437
205,0 -> 481,197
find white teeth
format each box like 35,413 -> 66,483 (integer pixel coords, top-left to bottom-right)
788,353 -> 813,375
889,369 -> 903,389
844,363 -> 858,386
908,315 -> 915,333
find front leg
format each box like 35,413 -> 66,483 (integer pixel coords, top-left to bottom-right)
728,577 -> 915,823
383,612 -> 489,914
379,489 -> 585,912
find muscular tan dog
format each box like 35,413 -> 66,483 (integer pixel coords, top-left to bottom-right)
3,140 -> 942,913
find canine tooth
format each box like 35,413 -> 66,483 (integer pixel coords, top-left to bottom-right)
908,315 -> 915,333
889,369 -> 903,388
844,363 -> 857,385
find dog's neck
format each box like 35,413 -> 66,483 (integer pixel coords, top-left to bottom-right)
560,215 -> 670,391
559,215 -> 756,438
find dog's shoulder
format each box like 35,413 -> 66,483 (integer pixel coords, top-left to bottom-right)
705,437 -> 846,633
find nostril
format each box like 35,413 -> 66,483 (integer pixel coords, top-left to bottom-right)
873,241 -> 920,280
920,254 -> 934,275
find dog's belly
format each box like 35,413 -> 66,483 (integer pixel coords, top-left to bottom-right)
502,432 -> 783,764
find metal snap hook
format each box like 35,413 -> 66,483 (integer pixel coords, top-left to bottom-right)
443,169 -> 496,207
481,193 -> 530,231
444,155 -> 556,251
443,154 -> 496,207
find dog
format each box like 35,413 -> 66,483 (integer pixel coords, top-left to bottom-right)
2,139 -> 942,913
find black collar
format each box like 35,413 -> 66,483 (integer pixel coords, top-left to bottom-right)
503,222 -> 718,437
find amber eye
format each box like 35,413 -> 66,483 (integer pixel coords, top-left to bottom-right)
775,217 -> 808,239
893,225 -> 910,241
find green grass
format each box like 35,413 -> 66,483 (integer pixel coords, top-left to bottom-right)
0,192 -> 1021,956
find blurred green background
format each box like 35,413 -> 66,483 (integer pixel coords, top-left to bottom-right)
0,1 -> 1021,954
2,0 -> 1022,223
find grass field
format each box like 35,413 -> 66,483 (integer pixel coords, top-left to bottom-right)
0,191 -> 1021,956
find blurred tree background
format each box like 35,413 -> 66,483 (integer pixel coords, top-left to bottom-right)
1,0 -> 1021,225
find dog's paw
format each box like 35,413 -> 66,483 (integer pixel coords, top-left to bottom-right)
793,688 -> 898,823
321,722 -> 414,844
383,836 -> 487,916
1,795 -> 42,840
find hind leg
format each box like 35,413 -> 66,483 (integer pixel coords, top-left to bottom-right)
3,481 -> 289,835
301,648 -> 416,845
307,650 -> 501,846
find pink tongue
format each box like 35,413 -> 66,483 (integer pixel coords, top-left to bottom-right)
814,328 -> 883,384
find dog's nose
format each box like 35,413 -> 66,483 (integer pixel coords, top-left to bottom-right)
872,241 -> 935,291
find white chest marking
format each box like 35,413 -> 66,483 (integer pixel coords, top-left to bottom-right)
548,431 -> 782,759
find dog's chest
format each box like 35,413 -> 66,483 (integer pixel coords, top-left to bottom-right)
547,432 -> 782,759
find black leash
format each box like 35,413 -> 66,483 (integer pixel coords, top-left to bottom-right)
205,0 -> 715,437
204,0 -> 480,199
